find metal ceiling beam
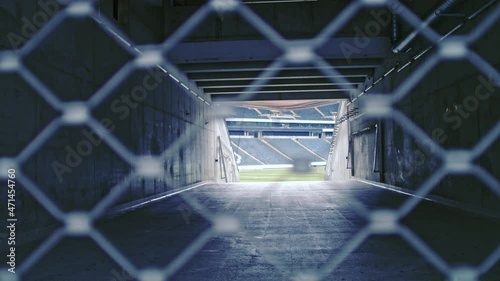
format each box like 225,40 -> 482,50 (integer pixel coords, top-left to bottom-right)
200,82 -> 360,89
188,69 -> 372,81
212,91 -> 350,101
169,38 -> 391,64
196,77 -> 365,87
178,58 -> 383,73
205,85 -> 349,93
209,88 -> 348,95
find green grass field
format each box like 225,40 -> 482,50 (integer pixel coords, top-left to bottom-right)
239,168 -> 325,182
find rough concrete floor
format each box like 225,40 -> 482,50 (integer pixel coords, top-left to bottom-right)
19,180 -> 500,281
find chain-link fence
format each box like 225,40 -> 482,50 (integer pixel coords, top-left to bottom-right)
0,0 -> 499,280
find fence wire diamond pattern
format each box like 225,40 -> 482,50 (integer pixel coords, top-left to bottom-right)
0,0 -> 499,280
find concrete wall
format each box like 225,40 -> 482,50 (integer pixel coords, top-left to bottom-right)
0,0 -> 237,243
326,101 -> 352,180
346,12 -> 500,212
214,115 -> 240,182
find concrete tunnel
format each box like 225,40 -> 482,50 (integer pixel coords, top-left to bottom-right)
0,0 -> 499,280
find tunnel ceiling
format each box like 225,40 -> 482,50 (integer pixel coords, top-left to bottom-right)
165,0 -> 470,102
169,38 -> 390,102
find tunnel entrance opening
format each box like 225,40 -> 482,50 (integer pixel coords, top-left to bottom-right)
223,100 -> 342,182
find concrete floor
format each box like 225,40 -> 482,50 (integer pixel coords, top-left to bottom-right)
20,180 -> 500,281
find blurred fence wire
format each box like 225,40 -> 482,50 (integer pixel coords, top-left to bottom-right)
0,0 -> 499,280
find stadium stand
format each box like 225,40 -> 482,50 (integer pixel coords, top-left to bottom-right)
297,138 -> 331,159
257,108 -> 272,116
292,108 -> 324,120
231,138 -> 292,164
265,138 -> 325,162
228,130 -> 245,136
228,104 -> 336,166
262,131 -> 309,137
316,104 -> 339,117
231,107 -> 265,118
231,143 -> 263,165
267,109 -> 295,119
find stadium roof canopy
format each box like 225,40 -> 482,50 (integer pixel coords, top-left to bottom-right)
233,100 -> 341,111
